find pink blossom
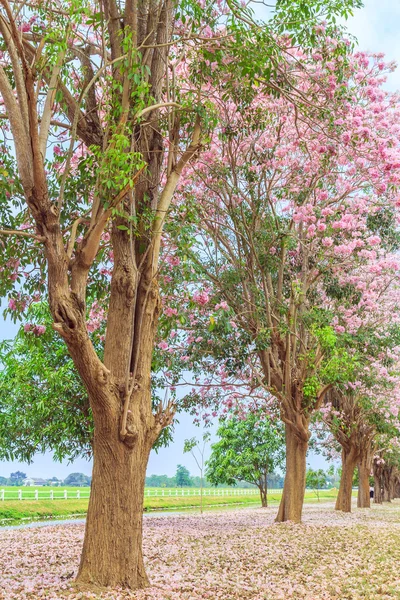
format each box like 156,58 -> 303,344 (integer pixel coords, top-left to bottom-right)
193,291 -> 209,306
8,298 -> 17,310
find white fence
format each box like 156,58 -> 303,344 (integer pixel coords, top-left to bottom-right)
0,489 -> 91,501
0,487 -> 283,501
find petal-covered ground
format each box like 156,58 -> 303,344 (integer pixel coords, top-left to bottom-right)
1,501 -> 400,600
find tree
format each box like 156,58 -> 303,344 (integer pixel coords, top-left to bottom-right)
0,0 -> 367,588
206,412 -> 285,507
175,464 -> 192,487
318,293 -> 400,512
9,471 -> 27,485
184,432 -> 210,513
306,468 -> 327,501
145,474 -> 176,487
172,48 -> 400,523
64,473 -> 91,487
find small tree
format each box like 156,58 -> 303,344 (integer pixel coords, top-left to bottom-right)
306,468 -> 328,501
206,412 -> 285,507
184,432 -> 210,513
175,464 -> 191,487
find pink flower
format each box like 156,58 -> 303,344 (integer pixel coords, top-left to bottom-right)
215,301 -> 228,310
367,235 -> 381,246
33,325 -> 46,336
8,298 -> 17,310
158,341 -> 169,350
193,290 -> 209,306
166,255 -> 181,267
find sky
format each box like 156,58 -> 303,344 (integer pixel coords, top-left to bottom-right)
0,0 -> 399,481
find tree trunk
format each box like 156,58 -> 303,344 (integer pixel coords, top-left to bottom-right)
395,477 -> 400,499
259,485 -> 268,507
373,473 -> 382,504
335,446 -> 357,512
275,424 -> 308,523
76,398 -> 154,589
383,466 -> 393,502
357,454 -> 371,509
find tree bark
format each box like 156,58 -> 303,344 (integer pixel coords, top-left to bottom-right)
373,473 -> 383,504
357,453 -> 371,509
383,466 -> 393,502
335,446 -> 358,512
74,276 -> 170,589
275,423 -> 308,523
76,388 -> 157,588
259,485 -> 268,507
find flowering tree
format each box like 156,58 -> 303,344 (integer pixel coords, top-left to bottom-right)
373,445 -> 400,503
316,244 -> 400,511
173,47 -> 400,522
0,0 -> 366,588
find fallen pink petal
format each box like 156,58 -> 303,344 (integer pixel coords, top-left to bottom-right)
1,504 -> 400,599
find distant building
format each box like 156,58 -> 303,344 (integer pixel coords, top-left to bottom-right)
23,478 -> 47,487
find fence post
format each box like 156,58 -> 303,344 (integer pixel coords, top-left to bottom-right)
35,489 -> 38,500
18,489 -> 22,500
50,490 -> 53,500
64,490 -> 67,500
162,489 -> 164,496
77,490 -> 80,499
0,489 -> 4,501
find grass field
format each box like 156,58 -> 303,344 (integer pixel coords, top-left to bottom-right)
0,488 -> 343,523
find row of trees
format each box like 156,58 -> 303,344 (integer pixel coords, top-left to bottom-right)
1,0 -> 399,592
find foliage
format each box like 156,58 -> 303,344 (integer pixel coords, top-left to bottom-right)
306,468 -> 328,500
206,412 -> 285,489
8,472 -> 27,486
63,473 -> 91,487
175,464 -> 192,487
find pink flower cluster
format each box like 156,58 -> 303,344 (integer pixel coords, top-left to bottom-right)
23,323 -> 46,336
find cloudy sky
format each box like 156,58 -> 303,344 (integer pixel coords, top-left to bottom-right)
1,0 -> 399,480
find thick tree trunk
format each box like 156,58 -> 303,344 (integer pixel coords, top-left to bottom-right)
335,446 -> 357,512
76,397 -> 154,589
357,454 -> 371,509
275,424 -> 308,523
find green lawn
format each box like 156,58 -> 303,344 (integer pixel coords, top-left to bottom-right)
0,488 -> 345,523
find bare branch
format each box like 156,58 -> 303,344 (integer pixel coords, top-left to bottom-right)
0,228 -> 45,241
